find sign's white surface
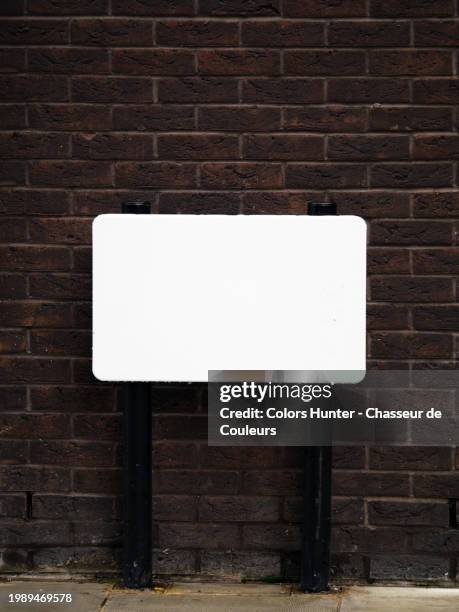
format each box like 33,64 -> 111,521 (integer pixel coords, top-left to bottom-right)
92,214 -> 366,381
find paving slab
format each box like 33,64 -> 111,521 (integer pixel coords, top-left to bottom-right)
0,580 -> 109,612
340,586 -> 459,612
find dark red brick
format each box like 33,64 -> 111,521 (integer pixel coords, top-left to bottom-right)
284,106 -> 366,132
0,217 -> 27,242
0,331 -> 26,354
286,164 -> 366,189
33,495 -> 116,520
113,49 -> 195,76
158,19 -> 238,46
0,161 -> 25,185
158,191 -> 240,214
329,21 -> 410,47
0,105 -> 26,129
329,78 -> 410,103
0,0 -> 25,15
0,133 -> 69,159
371,277 -> 454,302
0,246 -> 70,271
198,496 -> 279,522
0,190 -> 70,215
198,50 -> 280,76
333,472 -> 409,497
242,20 -> 324,47
30,330 -> 91,357
413,79 -> 459,104
328,136 -> 409,161
29,274 -> 91,300
159,78 -> 238,103
29,48 -> 109,74
0,19 -> 68,44
72,77 -> 152,103
30,161 -> 112,187
331,192 -> 410,218
371,332 -> 453,359
368,501 -> 449,527
413,306 -> 459,330
242,192 -> 313,215
0,414 -> 70,439
285,50 -> 365,76
371,221 -> 452,246
74,414 -> 121,440
0,301 -> 73,327
73,469 -> 121,494
415,20 -> 459,46
242,524 -> 300,550
198,106 -> 280,132
0,466 -> 70,492
0,275 -> 27,299
73,133 -> 153,160
284,0 -> 366,17
0,76 -> 68,102
29,0 -> 109,15
243,78 -> 323,104
30,385 -> 115,412
29,104 -> 112,131
370,50 -> 452,76
71,18 -> 151,46
370,0 -> 454,18
115,162 -> 196,188
30,440 -> 114,467
199,0 -> 280,16
368,304 -> 409,330
413,192 -> 459,217
112,0 -> 195,15
414,135 -> 459,160
0,48 -> 26,73
370,163 -> 453,188
370,107 -> 452,132
201,163 -> 282,189
244,135 -> 323,161
370,447 -> 452,471
113,104 -> 194,131
158,135 -> 238,160
412,249 -> 459,274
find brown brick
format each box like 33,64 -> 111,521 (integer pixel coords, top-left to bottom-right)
0,275 -> 27,299
413,306 -> 459,331
29,48 -> 109,74
0,246 -> 70,271
71,18 -> 151,46
0,494 -> 26,518
30,441 -> 114,467
370,0 -> 454,18
368,304 -> 409,330
156,470 -> 238,495
30,161 -> 112,187
30,385 -> 115,412
285,51 -> 365,76
242,471 -> 301,496
371,221 -> 452,245
113,49 -> 195,76
370,50 -> 452,76
283,497 -> 363,524
371,332 -> 452,359
331,193 -> 410,218
29,274 -> 91,300
243,78 -> 323,104
413,79 -> 459,104
284,0 -> 366,17
0,132 -> 69,159
242,192 -> 312,215
0,331 -> 26,354
33,547 -> 119,571
158,192 -> 240,214
370,107 -> 452,132
369,501 -> 449,527
159,78 -> 238,103
413,192 -> 459,217
113,0 -> 194,15
244,135 -> 323,161
0,19 -> 68,44
243,524 -> 300,550
0,0 -> 25,15
413,249 -> 459,274
199,0 -> 280,16
151,386 -> 201,413
412,529 -> 459,553
30,330 -> 90,357
73,133 -> 152,160
29,104 -> 112,131
0,76 -> 68,102
33,495 -> 116,520
0,189 -> 70,215
415,20 -> 459,46
159,522 -> 238,549
200,163 -> 282,190
73,468 -> 121,494
333,472 -> 409,497
371,277 -> 453,302
153,443 -> 198,469
0,301 -> 73,327
0,161 -> 25,185
329,78 -> 410,103
0,105 -> 26,129
328,136 -> 409,161
414,135 -> 459,160
158,135 -> 238,160
113,104 -> 194,131
154,415 -> 207,440
370,447 -> 452,471
286,164 -> 366,189
74,414 -> 121,440
413,474 -> 459,498
153,495 -> 196,521
0,466 -> 70,492
0,413 -> 70,439
158,19 -> 238,46
198,106 -> 280,132
333,447 -> 365,469
29,1 -> 109,15
0,357 -> 71,384
329,21 -> 410,47
198,50 -> 280,76
0,48 -> 26,73
0,440 -> 29,464
284,106 -> 366,132
242,20 -> 324,47
0,522 -> 71,546
0,217 -> 27,242
72,77 -> 152,103
198,496 -> 279,522
201,551 -> 280,577
371,163 -> 453,188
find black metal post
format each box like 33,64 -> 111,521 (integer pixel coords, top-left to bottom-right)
122,201 -> 152,588
301,201 -> 336,592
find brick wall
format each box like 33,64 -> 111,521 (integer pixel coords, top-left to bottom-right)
0,0 -> 458,583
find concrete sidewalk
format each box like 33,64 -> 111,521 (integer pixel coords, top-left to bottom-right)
0,581 -> 458,611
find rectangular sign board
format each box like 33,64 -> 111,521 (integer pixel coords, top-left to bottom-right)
93,214 -> 366,382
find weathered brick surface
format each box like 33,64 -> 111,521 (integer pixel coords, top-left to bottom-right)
0,1 -> 457,585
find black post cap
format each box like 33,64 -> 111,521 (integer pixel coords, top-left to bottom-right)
122,201 -> 151,214
308,202 -> 337,216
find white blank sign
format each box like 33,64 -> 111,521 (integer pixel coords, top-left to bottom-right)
93,214 -> 366,382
